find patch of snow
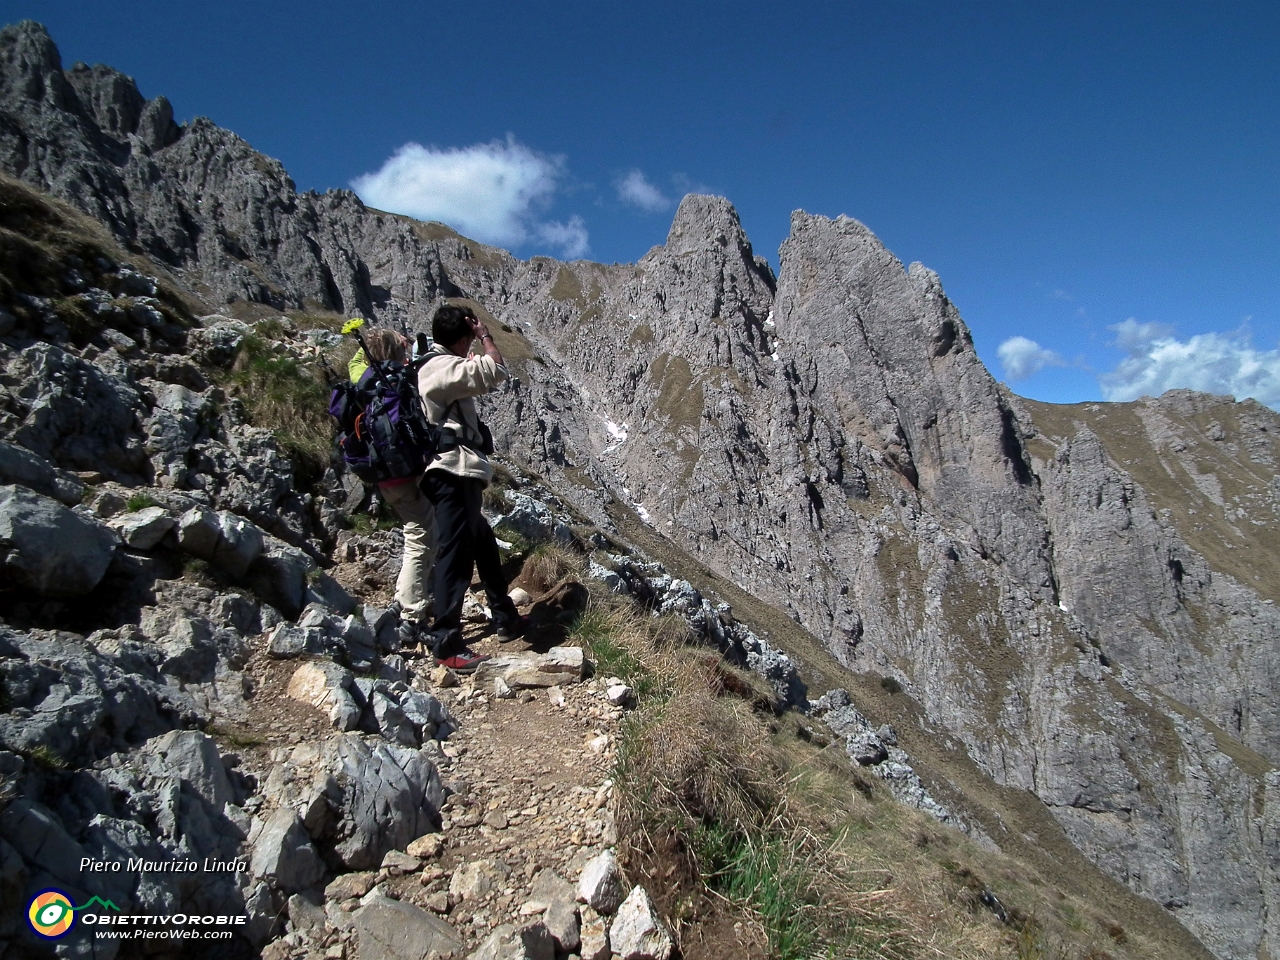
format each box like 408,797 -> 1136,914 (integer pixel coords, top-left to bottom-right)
633,503 -> 652,524
604,419 -> 629,443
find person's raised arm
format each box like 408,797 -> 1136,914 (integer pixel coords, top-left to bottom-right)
468,314 -> 506,368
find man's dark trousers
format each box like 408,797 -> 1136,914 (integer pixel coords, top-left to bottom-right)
420,470 -> 518,655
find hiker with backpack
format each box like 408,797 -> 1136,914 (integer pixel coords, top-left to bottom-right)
417,304 -> 528,672
330,323 -> 438,643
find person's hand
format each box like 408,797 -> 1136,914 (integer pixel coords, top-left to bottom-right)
468,315 -> 490,342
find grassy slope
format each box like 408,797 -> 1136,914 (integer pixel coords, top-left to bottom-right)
0,172 -> 202,332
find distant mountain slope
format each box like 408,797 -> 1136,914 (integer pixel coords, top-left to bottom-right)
2,19 -> 1277,959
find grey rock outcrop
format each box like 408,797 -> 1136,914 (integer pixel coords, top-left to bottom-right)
250,807 -> 325,894
108,504 -> 175,548
4,342 -> 148,482
353,895 -> 462,960
0,438 -> 84,504
576,849 -> 625,915
0,725 -> 262,951
309,734 -> 444,870
471,920 -> 555,960
817,691 -> 958,827
0,625 -> 192,765
609,885 -> 673,960
0,483 -> 117,594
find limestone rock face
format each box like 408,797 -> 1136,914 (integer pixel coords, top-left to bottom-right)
7,342 -> 147,480
576,849 -> 626,915
609,885 -> 673,960
0,439 -> 84,504
249,807 -> 325,894
320,734 -> 445,870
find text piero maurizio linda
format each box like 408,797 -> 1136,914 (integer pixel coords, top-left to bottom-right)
80,856 -> 248,874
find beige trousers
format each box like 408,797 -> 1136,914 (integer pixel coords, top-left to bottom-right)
379,478 -> 437,621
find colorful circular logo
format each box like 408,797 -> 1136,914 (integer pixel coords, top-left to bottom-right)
28,889 -> 76,939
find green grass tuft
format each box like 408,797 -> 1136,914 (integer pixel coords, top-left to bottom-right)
497,529 -> 534,561
693,823 -> 823,959
349,512 -> 400,536
126,492 -> 159,512
26,744 -> 68,771
220,333 -> 334,486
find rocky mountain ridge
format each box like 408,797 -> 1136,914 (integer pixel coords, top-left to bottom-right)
1,19 -> 1278,960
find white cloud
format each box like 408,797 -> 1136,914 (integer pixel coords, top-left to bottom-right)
535,216 -> 589,259
997,335 -> 1066,381
1109,317 -> 1173,352
1099,320 -> 1280,409
350,136 -> 588,256
615,169 -> 670,212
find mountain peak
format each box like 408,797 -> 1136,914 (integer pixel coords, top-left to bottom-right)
664,193 -> 749,256
0,20 -> 68,107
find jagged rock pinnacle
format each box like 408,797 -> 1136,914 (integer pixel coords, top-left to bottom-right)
664,193 -> 751,256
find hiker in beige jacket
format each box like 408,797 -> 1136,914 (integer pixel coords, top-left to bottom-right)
416,304 -> 527,671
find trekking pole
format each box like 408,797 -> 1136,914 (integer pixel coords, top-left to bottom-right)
316,349 -> 341,386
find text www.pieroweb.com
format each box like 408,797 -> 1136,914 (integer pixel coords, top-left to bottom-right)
95,929 -> 233,940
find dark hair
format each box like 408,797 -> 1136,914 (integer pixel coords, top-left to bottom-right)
432,304 -> 476,346
364,328 -> 405,363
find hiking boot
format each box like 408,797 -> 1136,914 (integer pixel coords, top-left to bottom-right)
424,625 -> 464,657
495,614 -> 530,643
397,618 -> 426,646
435,648 -> 492,674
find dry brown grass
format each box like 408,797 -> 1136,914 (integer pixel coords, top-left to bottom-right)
517,543 -> 586,596
565,590 -> 983,959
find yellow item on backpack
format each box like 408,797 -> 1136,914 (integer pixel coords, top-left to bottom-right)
348,348 -> 369,384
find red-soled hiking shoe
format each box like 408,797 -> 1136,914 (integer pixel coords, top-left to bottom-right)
435,648 -> 492,674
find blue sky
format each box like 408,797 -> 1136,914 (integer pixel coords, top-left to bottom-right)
8,1 -> 1279,407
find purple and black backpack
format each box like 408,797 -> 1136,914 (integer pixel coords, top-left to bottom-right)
329,357 -> 440,484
